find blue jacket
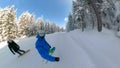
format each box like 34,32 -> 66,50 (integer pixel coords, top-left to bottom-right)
35,34 -> 56,62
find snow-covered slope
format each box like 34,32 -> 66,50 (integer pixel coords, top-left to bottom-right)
1,28 -> 120,68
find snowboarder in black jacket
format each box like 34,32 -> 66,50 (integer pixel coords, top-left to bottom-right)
7,37 -> 25,55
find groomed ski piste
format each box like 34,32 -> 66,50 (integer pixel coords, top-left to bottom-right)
1,28 -> 120,68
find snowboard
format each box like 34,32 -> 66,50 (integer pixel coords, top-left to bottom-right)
18,49 -> 30,58
43,47 -> 56,63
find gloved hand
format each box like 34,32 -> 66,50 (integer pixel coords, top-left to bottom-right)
49,47 -> 55,53
55,57 -> 60,62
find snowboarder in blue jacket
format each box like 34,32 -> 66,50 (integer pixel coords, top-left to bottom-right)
35,30 -> 59,62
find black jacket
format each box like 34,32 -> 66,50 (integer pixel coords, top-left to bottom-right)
7,40 -> 20,54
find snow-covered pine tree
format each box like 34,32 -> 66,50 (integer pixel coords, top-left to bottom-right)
88,0 -> 103,32
45,21 -> 50,34
101,0 -> 116,29
26,14 -> 35,36
18,11 -> 34,37
35,17 -> 44,32
69,0 -> 105,32
0,6 -> 17,41
66,13 -> 74,32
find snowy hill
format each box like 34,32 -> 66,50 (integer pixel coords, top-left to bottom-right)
1,28 -> 120,68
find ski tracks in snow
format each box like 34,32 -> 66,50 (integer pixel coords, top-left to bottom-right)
67,33 -> 119,68
50,32 -> 120,68
48,33 -> 96,68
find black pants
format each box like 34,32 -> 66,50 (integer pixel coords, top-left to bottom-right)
16,49 -> 25,55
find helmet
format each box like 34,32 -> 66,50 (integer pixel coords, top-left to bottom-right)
38,30 -> 45,37
7,37 -> 12,42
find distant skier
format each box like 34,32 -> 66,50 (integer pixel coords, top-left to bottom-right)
7,37 -> 25,56
35,30 -> 60,62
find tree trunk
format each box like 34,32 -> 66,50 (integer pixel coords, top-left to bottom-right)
88,0 -> 102,32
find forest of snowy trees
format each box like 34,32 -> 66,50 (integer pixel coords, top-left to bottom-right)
1,0 -> 120,41
0,6 -> 64,41
66,0 -> 120,32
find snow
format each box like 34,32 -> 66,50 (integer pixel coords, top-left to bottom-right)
115,31 -> 120,38
1,28 -> 120,68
